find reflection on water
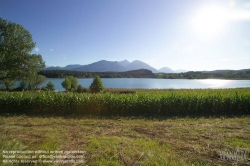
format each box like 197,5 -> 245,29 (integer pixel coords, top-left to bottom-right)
198,79 -> 233,88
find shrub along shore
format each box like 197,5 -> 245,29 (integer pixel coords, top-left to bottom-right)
1,88 -> 249,117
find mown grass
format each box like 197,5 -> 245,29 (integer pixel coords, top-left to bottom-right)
0,115 -> 249,165
0,88 -> 250,117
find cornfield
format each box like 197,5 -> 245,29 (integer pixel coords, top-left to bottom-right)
0,89 -> 249,116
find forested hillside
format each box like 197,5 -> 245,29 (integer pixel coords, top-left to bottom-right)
39,69 -> 250,79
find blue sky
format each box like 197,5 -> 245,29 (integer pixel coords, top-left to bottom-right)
1,0 -> 250,71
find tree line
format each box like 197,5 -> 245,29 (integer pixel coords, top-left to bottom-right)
156,71 -> 250,79
39,69 -> 155,78
39,70 -> 250,80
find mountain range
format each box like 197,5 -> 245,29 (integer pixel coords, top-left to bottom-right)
45,60 -> 186,73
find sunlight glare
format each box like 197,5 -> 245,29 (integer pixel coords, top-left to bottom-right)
198,79 -> 232,88
191,6 -> 229,38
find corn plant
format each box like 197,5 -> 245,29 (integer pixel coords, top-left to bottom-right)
0,89 -> 249,116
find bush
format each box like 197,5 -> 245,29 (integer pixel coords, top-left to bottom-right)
45,81 -> 55,91
61,78 -> 71,91
77,85 -> 84,93
41,87 -> 48,91
66,76 -> 78,90
83,88 -> 90,93
77,85 -> 90,93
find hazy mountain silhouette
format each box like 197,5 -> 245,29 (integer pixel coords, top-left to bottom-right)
118,60 -> 130,67
74,60 -> 126,72
174,69 -> 187,73
124,60 -> 159,73
44,59 -> 184,73
158,67 -> 174,73
64,64 -> 82,70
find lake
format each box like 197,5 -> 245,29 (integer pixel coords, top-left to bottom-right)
39,78 -> 250,91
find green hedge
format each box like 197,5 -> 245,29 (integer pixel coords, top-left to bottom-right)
0,89 -> 249,116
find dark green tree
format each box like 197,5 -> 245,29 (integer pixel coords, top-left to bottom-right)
61,78 -> 71,91
0,18 -> 35,82
0,18 -> 45,90
89,76 -> 104,93
33,75 -> 47,89
25,54 -> 46,90
77,85 -> 84,93
46,81 -> 55,91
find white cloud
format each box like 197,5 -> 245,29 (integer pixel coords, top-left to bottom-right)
34,47 -> 39,52
50,49 -> 54,51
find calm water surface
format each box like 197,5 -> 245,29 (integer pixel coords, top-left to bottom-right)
39,78 -> 250,91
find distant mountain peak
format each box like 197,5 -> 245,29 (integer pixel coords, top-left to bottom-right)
120,59 -> 129,62
64,64 -> 83,70
125,60 -> 158,73
158,67 -> 174,73
96,60 -> 108,63
66,64 -> 81,66
119,59 -> 130,67
132,60 -> 142,63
